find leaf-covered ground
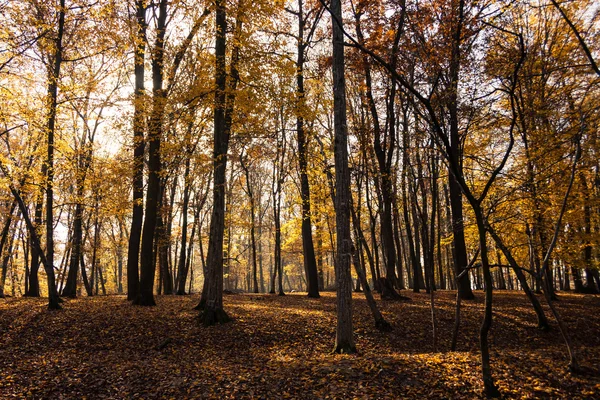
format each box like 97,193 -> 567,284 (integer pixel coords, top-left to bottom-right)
1,290 -> 599,399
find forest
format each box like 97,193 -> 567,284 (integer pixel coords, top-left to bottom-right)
1,0 -> 599,398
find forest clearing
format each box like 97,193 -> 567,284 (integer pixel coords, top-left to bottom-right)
1,291 -> 599,399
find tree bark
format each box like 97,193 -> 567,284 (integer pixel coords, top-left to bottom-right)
44,0 -> 66,304
295,0 -> 320,298
197,0 -> 242,325
176,157 -> 191,295
448,0 -> 474,301
135,0 -> 168,306
127,0 -> 147,301
330,0 -> 356,354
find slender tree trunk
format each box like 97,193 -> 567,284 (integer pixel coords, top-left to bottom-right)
354,9 -> 400,296
157,179 -> 174,295
0,201 -> 17,297
240,153 -> 259,293
117,220 -> 124,294
295,0 -> 320,298
0,210 -> 18,298
350,198 -> 391,331
44,0 -> 66,306
197,0 -> 242,325
135,0 -> 168,306
25,192 -> 44,297
448,0 -> 474,301
330,0 -> 355,354
127,0 -> 147,301
176,158 -> 191,295
365,176 -> 381,290
473,208 -> 500,397
488,227 -> 550,331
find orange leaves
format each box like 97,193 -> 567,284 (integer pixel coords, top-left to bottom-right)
0,291 -> 599,398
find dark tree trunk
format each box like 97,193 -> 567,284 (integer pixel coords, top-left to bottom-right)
473,207 -> 500,398
117,220 -> 124,294
0,201 -> 17,298
157,183 -> 173,295
44,0 -> 66,306
0,209 -> 18,298
571,267 -> 584,292
127,0 -> 147,301
488,222 -> 550,332
176,158 -> 191,295
25,193 -> 44,297
295,0 -> 320,299
135,0 -> 168,306
240,153 -> 259,293
90,200 -> 102,296
401,127 -> 419,292
354,9 -> 400,295
350,196 -> 391,331
275,178 -> 285,296
448,0 -> 474,301
365,176 -> 381,290
62,201 -> 84,297
330,0 -> 356,354
258,205 -> 265,293
392,199 -> 405,290
197,0 -> 242,325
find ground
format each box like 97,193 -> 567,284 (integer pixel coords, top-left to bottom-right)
0,290 -> 599,399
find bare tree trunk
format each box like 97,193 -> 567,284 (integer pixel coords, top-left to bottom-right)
294,0 -> 320,299
25,192 -> 44,297
448,0 -> 474,301
197,0 -> 243,325
176,158 -> 191,295
136,0 -> 168,306
329,0 -> 356,354
240,152 -> 259,293
44,0 -> 66,306
127,0 -> 147,301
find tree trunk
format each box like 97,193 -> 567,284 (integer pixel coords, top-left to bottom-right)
44,0 -> 66,305
197,0 -> 242,325
25,192 -> 44,297
127,0 -> 147,301
473,207 -> 500,398
330,0 -> 356,354
240,153 -> 259,293
448,0 -> 474,301
0,201 -> 17,298
176,158 -> 191,295
488,227 -> 549,330
295,0 -> 320,299
135,0 -> 168,306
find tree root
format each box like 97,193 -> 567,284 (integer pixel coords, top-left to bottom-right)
375,318 -> 393,332
198,308 -> 231,327
333,342 -> 357,354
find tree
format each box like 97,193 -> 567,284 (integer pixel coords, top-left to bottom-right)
329,0 -> 356,354
196,0 -> 244,325
126,0 -> 147,302
286,0 -> 323,298
44,0 -> 66,306
135,0 -> 168,306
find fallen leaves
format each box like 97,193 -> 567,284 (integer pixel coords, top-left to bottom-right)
0,291 -> 598,399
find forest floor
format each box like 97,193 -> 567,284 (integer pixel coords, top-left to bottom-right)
0,290 -> 599,399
